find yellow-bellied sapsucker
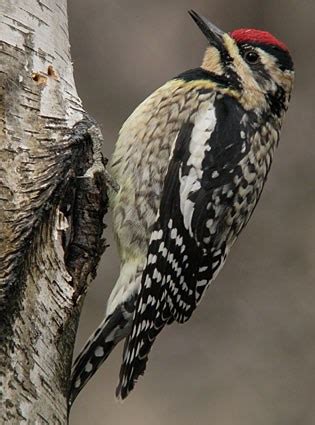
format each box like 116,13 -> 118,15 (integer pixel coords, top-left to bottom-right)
69,10 -> 294,404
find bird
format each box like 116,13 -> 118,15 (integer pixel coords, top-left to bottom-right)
69,10 -> 294,405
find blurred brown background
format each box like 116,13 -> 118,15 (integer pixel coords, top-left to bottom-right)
68,1 -> 315,424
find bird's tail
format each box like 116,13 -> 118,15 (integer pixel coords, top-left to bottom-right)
69,307 -> 131,406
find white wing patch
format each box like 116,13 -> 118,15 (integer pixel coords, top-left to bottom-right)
179,99 -> 216,237
187,101 -> 216,175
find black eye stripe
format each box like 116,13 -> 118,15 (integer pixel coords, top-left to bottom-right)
238,42 -> 294,71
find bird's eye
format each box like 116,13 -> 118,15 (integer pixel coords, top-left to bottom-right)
244,50 -> 259,64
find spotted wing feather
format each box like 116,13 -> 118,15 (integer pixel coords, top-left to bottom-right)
117,95 -> 250,399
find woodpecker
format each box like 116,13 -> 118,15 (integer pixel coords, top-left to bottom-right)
69,10 -> 294,404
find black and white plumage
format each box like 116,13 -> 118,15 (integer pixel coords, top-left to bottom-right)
116,93 -> 274,398
69,11 -> 294,405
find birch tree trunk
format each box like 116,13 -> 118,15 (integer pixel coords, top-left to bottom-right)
0,1 -> 108,422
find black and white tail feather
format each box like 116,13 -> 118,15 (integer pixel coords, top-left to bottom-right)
69,305 -> 132,405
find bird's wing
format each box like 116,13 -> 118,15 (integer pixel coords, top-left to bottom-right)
117,94 -> 250,399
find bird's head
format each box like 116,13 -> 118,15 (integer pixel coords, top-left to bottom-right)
189,10 -> 294,113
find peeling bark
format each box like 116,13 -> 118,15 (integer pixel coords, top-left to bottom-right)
0,1 -> 108,422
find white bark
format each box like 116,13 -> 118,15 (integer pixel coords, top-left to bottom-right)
0,1 -> 107,422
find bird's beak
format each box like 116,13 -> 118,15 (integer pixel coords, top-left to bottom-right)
188,10 -> 226,52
